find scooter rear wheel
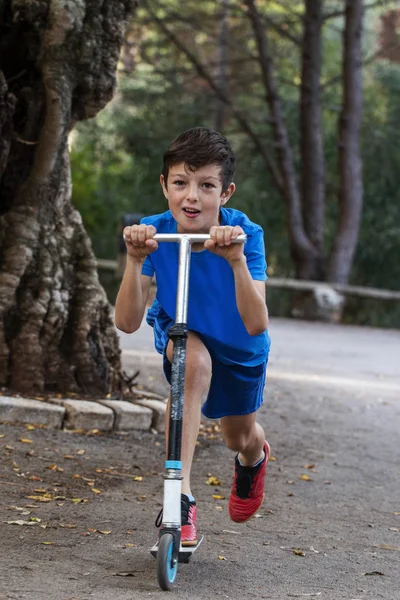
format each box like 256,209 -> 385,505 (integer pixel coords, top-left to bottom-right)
157,533 -> 178,590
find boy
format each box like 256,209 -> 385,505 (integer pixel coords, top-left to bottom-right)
115,127 -> 271,546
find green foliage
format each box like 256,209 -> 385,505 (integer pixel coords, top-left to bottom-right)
70,0 -> 400,327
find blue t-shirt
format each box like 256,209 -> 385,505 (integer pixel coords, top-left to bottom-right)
141,208 -> 271,366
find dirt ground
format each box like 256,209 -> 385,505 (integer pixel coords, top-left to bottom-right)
1,372 -> 399,600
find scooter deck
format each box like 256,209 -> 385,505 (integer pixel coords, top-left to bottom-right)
150,536 -> 204,563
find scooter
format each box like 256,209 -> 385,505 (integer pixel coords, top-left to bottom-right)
126,231 -> 246,590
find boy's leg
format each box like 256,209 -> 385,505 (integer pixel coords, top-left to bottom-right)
221,412 -> 270,523
220,412 -> 265,466
165,331 -> 212,496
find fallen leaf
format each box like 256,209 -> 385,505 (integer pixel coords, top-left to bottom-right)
122,543 -> 138,548
41,542 -> 54,545
113,572 -> 136,577
7,506 -> 31,515
91,489 -> 102,494
269,456 -> 277,461
71,498 -> 88,504
47,464 -> 64,472
364,571 -> 385,576
60,523 -> 77,529
374,544 -> 400,552
287,594 -> 321,598
299,474 -> 312,481
26,496 -> 52,502
76,449 -> 85,455
394,512 -> 400,516
212,494 -> 225,500
293,548 -> 305,556
19,439 -> 33,444
25,424 -> 36,431
7,520 -> 38,526
64,455 -> 74,459
218,555 -> 226,560
99,530 -> 111,535
133,476 -> 143,482
29,517 -> 41,523
206,476 -> 221,486
303,464 -> 315,469
389,527 -> 399,532
0,434 -> 5,438
28,476 -> 42,482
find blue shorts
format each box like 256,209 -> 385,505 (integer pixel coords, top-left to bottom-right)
163,343 -> 268,420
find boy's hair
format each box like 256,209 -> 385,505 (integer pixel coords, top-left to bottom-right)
162,127 -> 236,192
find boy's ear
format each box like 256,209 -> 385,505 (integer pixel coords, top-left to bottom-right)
160,174 -> 168,198
220,182 -> 236,206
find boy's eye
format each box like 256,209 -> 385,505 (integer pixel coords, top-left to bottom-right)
173,180 -> 185,186
202,182 -> 215,189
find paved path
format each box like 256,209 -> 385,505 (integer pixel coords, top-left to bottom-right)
1,318 -> 399,599
119,316 -> 400,396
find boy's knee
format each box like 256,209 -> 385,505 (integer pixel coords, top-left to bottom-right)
185,344 -> 211,391
166,332 -> 211,391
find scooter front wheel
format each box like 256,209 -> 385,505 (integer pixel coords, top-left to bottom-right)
157,533 -> 178,590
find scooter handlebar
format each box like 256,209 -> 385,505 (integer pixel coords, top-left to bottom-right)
123,233 -> 247,243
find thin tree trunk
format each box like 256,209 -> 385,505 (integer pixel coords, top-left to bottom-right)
300,0 -> 325,280
328,0 -> 364,284
244,0 -> 316,277
0,0 -> 136,395
214,0 -> 229,132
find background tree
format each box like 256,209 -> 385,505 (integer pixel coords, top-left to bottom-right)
70,0 -> 400,327
0,0 -> 136,395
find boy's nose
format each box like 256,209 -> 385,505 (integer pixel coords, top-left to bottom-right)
186,185 -> 199,202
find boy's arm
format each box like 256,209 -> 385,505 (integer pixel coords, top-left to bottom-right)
115,224 -> 158,333
230,257 -> 269,336
204,225 -> 269,336
115,256 -> 153,334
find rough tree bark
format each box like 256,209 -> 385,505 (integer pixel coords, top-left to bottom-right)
328,0 -> 364,284
0,0 -> 136,395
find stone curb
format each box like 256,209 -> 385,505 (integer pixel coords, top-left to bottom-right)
0,350 -> 168,434
0,396 -> 65,429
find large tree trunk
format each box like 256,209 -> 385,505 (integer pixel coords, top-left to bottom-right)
0,0 -> 136,396
300,0 -> 325,280
328,0 -> 364,284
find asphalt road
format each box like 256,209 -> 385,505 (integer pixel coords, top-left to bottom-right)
1,317 -> 399,600
119,316 -> 400,396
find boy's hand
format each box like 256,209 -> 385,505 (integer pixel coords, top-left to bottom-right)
204,225 -> 245,264
123,224 -> 158,263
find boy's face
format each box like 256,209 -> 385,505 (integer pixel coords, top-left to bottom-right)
160,162 -> 235,234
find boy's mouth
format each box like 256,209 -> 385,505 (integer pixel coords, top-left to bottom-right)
183,207 -> 201,218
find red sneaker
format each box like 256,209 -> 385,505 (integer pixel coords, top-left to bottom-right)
228,441 -> 270,523
181,494 -> 197,547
